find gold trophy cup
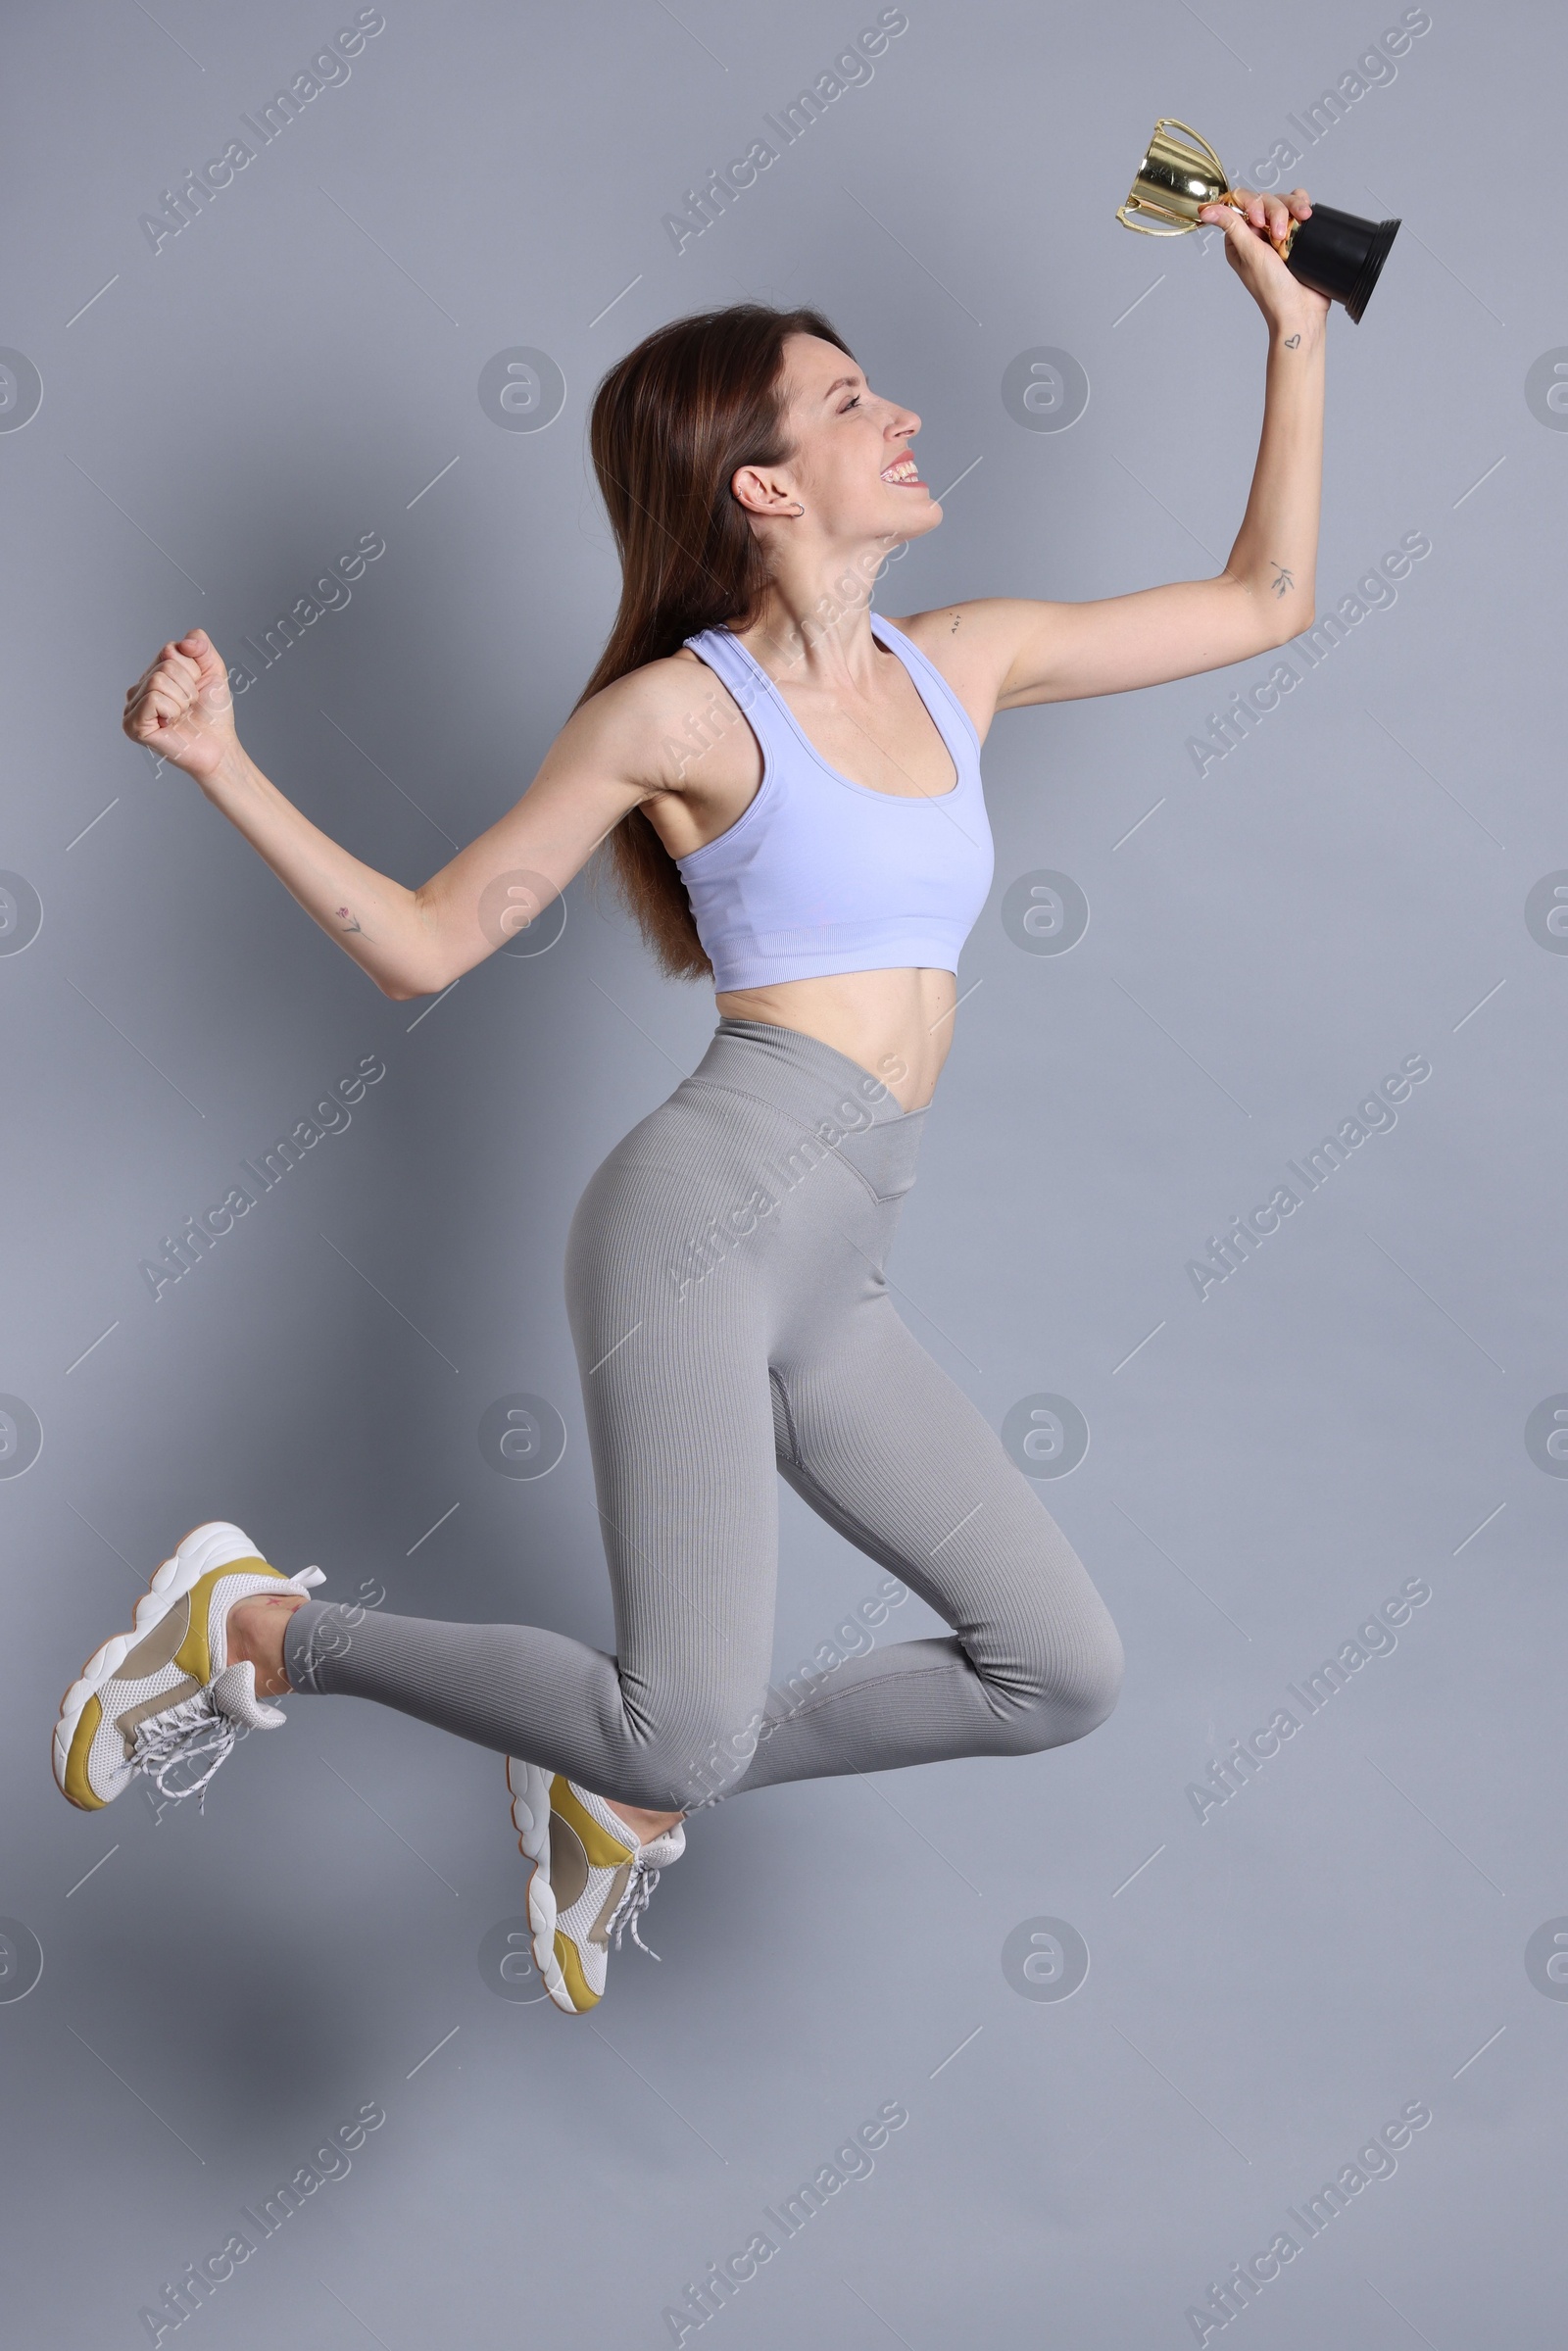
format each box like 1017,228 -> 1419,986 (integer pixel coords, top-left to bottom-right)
1117,119 -> 1399,322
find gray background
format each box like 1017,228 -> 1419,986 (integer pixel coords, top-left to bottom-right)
3,1 -> 1563,2343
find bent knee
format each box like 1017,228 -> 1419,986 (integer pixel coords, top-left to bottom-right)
1003,1618 -> 1124,1752
1059,1621 -> 1124,1737
621,1701 -> 767,1812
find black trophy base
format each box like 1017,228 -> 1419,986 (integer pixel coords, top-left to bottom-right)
1284,204 -> 1400,324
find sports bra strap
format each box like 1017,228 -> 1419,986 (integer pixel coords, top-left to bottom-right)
679,625 -> 780,737
683,624 -> 826,779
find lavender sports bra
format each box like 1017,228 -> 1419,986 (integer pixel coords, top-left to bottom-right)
675,613 -> 995,992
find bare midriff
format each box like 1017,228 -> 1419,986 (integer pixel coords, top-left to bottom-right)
714,966 -> 957,1111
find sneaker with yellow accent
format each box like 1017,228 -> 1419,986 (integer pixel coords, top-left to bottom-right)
505,1759 -> 684,2014
53,1520 -> 325,1811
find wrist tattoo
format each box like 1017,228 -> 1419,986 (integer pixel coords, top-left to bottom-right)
1283,332 -> 1301,349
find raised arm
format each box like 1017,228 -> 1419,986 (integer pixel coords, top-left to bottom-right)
905,184 -> 1329,719
122,628 -> 677,999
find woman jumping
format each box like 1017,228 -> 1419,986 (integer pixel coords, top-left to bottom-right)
58,185 -> 1326,2013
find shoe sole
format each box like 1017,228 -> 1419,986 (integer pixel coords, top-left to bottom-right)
505,1757 -> 577,2015
53,1520 -> 257,1808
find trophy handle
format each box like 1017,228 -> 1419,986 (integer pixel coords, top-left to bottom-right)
1154,119 -> 1229,184
1115,202 -> 1195,236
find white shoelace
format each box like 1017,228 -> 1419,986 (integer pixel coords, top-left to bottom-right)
129,1690 -> 247,1808
126,1564 -> 324,1808
604,1860 -> 664,1960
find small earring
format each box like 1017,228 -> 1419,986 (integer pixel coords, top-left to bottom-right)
788,500 -> 806,517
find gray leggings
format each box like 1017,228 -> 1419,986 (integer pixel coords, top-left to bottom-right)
284,1018 -> 1123,1811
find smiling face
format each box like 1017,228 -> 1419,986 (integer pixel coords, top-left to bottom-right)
733,331 -> 943,548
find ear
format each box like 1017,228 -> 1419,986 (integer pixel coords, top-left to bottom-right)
730,463 -> 796,520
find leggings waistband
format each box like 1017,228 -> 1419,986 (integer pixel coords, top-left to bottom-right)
687,1017 -> 921,1136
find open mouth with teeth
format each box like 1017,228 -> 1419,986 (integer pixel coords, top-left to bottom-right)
880,455 -> 925,488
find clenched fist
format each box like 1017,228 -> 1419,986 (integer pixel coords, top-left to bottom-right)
122,629 -> 240,785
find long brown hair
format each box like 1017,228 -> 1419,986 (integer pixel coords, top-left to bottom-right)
576,304 -> 854,979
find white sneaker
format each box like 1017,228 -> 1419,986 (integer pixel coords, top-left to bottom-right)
54,1520 -> 324,1810
506,1760 -> 684,2014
